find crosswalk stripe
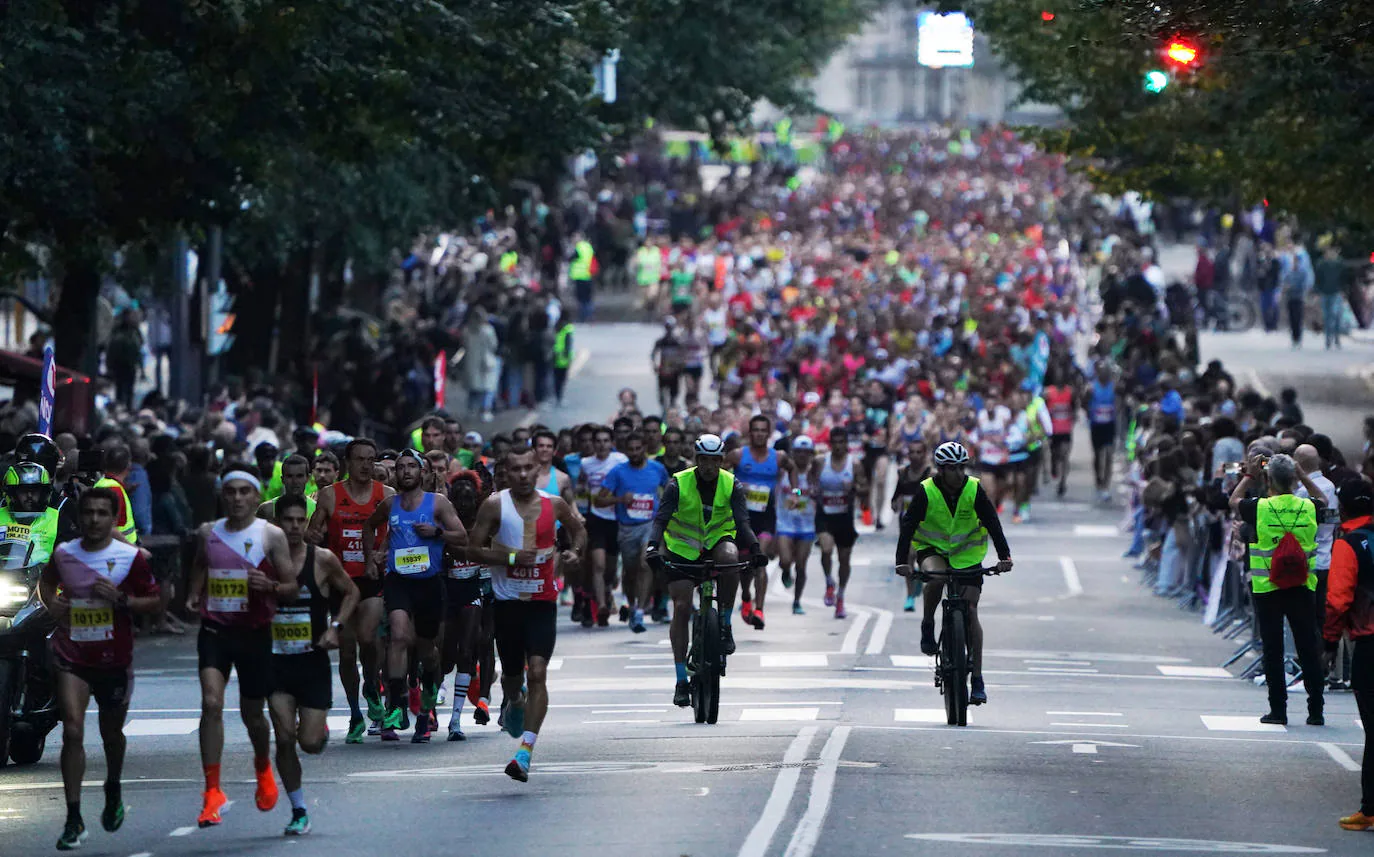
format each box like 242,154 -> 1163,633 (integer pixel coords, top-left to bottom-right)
1200,715 -> 1286,733
894,709 -> 946,723
739,707 -> 819,722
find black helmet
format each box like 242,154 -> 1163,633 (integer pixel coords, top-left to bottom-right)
14,433 -> 60,476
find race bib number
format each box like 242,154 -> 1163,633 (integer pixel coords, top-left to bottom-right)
822,493 -> 848,515
69,597 -> 114,643
744,485 -> 772,513
627,493 -> 656,521
449,561 -> 481,580
508,549 -> 554,598
207,567 -> 249,613
393,546 -> 431,575
271,609 -> 313,655
1091,405 -> 1114,424
341,527 -> 365,564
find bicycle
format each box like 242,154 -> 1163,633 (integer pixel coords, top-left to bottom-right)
660,557 -> 749,725
907,565 -> 1003,727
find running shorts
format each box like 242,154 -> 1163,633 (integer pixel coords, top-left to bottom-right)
272,651 -> 332,711
493,600 -> 558,671
198,622 -> 274,700
818,513 -> 859,550
587,515 -> 620,555
55,657 -> 133,709
383,574 -> 445,640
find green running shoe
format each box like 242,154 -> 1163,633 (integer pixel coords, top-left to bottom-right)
101,800 -> 125,832
56,820 -> 87,850
345,715 -> 367,744
284,810 -> 311,836
383,707 -> 405,731
364,690 -> 385,722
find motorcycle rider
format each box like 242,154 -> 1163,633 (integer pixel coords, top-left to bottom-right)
0,462 -> 61,572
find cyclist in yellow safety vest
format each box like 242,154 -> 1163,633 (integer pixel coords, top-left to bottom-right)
1228,451 -> 1327,725
894,441 -> 1013,706
0,463 -> 60,571
645,434 -> 765,709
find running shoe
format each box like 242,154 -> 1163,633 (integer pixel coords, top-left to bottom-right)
381,707 -> 405,741
1019,505 -> 1032,523
473,698 -> 491,726
673,680 -> 692,707
558,587 -> 573,607
367,718 -> 382,737
920,619 -> 938,655
721,624 -> 736,655
630,608 -> 646,634
581,600 -> 596,628
56,820 -> 87,851
501,698 -> 526,738
792,603 -> 805,615
571,592 -> 586,624
447,719 -> 466,741
256,764 -> 279,811
505,748 -> 531,782
364,689 -> 385,723
198,788 -> 228,828
1011,512 -> 1022,524
781,568 -> 792,588
903,595 -> 916,613
834,596 -> 846,619
619,604 -> 630,623
970,676 -> 987,705
596,607 -> 610,627
412,714 -> 433,743
408,684 -> 422,716
823,583 -> 836,607
740,601 -> 754,623
101,799 -> 125,832
1340,810 -> 1374,831
751,609 -> 765,630
284,810 -> 311,836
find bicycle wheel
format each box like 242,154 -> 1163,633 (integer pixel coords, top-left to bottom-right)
701,606 -> 722,725
942,608 -> 969,727
690,612 -> 707,723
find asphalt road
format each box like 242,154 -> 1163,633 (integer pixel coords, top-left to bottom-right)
2,323 -> 1366,856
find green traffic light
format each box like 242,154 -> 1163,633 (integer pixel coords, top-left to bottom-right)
1143,69 -> 1169,93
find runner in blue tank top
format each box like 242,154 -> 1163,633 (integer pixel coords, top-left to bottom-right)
362,450 -> 468,742
727,414 -> 794,630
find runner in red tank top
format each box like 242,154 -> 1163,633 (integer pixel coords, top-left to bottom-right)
308,438 -> 393,743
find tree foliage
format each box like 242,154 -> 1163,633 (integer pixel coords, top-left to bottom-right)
953,0 -> 1374,236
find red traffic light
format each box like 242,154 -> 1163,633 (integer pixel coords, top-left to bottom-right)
1165,39 -> 1199,67
1041,10 -> 1055,21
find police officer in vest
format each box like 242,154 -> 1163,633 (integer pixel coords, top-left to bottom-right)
569,232 -> 596,322
551,317 -> 574,407
646,435 -> 765,708
1230,452 -> 1328,725
0,463 -> 60,572
895,441 -> 1013,706
93,445 -> 138,544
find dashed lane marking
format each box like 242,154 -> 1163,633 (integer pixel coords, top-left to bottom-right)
740,707 -> 820,722
906,833 -> 1322,853
1200,715 -> 1287,733
1157,665 -> 1231,678
760,654 -> 828,668
894,709 -> 947,723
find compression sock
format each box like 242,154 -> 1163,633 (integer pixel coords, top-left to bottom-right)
288,789 -> 306,811
103,780 -> 120,811
203,763 -> 221,792
675,662 -> 688,681
520,731 -> 538,754
67,801 -> 81,826
452,673 -> 470,719
349,695 -> 363,720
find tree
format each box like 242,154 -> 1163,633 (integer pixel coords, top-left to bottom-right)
952,0 -> 1374,239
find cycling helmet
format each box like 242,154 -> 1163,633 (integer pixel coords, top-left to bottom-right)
694,434 -> 726,457
14,433 -> 60,477
933,441 -> 970,467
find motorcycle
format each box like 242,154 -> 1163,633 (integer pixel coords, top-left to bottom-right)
0,564 -> 57,767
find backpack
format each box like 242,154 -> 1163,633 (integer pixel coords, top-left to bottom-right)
1268,529 -> 1310,589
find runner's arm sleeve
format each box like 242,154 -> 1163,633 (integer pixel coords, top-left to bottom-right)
973,485 -> 1012,560
894,489 -> 927,566
649,482 -> 679,548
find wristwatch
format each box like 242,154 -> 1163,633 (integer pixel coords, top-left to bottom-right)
330,621 -> 343,631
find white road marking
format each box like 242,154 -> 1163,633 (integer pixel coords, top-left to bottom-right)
1200,715 -> 1287,733
1050,723 -> 1130,729
547,658 -> 564,671
1047,711 -> 1123,717
782,726 -> 851,857
1026,660 -> 1092,666
1319,742 -> 1361,771
693,787 -> 710,797
1072,524 -> 1119,537
1026,667 -> 1099,674
890,655 -> 935,668
736,726 -> 818,857
906,833 -> 1322,852
761,654 -> 829,668
1073,743 -> 1097,754
1059,556 -> 1083,597
740,708 -> 820,722
170,827 -> 197,837
583,719 -> 659,725
894,709 -> 948,723
987,649 -> 1190,664
1157,665 -> 1231,678
125,718 -> 200,736
590,709 -> 664,714
1032,740 -> 1140,753
839,609 -> 872,655
864,605 -> 894,655
129,853 -> 154,857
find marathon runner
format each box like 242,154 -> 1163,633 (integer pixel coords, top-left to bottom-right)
895,442 -> 1014,707
257,455 -> 316,520
1087,363 -> 1119,503
186,468 -> 297,828
729,415 -> 792,630
775,436 -> 817,615
647,434 -> 765,707
363,449 -> 468,742
577,426 -> 627,626
1042,370 -> 1078,498
890,439 -> 933,612
595,430 -> 669,633
465,447 -> 585,782
267,494 -> 359,836
41,488 -> 161,850
308,439 -> 393,742
310,451 -> 339,494
441,470 -> 489,739
814,427 -> 866,619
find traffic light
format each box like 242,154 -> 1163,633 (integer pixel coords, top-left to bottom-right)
208,282 -> 235,356
1164,39 -> 1199,69
1143,70 -> 1169,93
1040,10 -> 1054,22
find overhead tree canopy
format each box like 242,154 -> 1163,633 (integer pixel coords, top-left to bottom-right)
952,0 -> 1374,239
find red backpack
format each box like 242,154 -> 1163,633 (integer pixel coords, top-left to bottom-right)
1267,523 -> 1311,590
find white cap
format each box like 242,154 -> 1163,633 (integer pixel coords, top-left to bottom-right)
792,435 -> 815,451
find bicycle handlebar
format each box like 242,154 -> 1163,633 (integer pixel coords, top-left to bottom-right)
901,565 -> 1006,583
657,557 -> 752,578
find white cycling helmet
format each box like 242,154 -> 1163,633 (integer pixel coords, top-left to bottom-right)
694,433 -> 727,457
933,441 -> 970,467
